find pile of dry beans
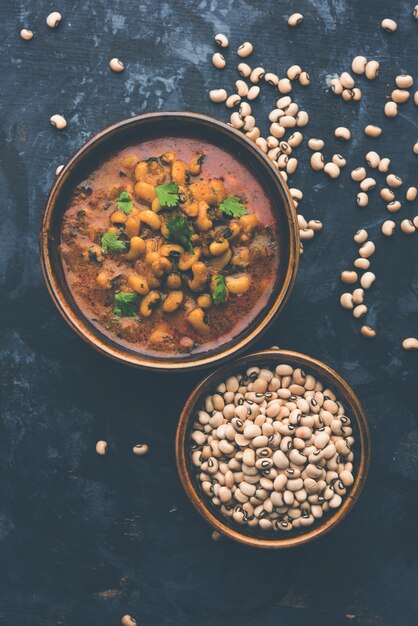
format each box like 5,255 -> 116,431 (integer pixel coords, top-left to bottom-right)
191,363 -> 355,532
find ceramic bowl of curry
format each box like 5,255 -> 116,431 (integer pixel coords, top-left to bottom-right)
40,112 -> 299,371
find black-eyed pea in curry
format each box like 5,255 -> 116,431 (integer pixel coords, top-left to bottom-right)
60,138 -> 279,356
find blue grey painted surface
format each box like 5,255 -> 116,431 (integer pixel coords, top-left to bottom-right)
0,0 -> 417,624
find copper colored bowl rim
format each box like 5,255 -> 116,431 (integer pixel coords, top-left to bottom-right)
40,111 -> 299,371
175,349 -> 371,549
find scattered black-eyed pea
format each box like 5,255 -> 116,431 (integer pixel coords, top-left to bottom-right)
96,440 -> 108,456
209,89 -> 228,103
288,131 -> 303,147
277,96 -> 292,109
340,293 -> 354,309
230,112 -> 244,129
226,93 -> 241,108
278,78 -> 292,94
359,241 -> 375,258
269,108 -> 284,123
310,152 -> 324,171
243,115 -> 256,132
335,127 -> 351,140
50,114 -> 67,129
212,52 -> 226,69
391,89 -> 410,103
230,81 -> 246,99
46,11 -> 62,28
365,60 -> 379,80
285,102 -> 299,117
237,62 -> 251,77
288,12 -> 304,26
332,154 -> 346,167
406,187 -> 417,201
324,162 -> 340,178
352,288 -> 364,305
280,115 -> 297,128
246,127 -> 261,141
340,72 -> 355,89
364,125 -> 382,138
414,143 -> 418,155
20,28 -> 34,40
308,220 -> 323,231
395,74 -> 413,88
330,77 -> 343,95
299,71 -> 310,86
132,444 -> 149,456
342,88 -> 354,102
414,216 -> 418,228
402,338 -> 418,350
296,111 -> 309,127
380,187 -> 395,202
365,151 -> 380,168
211,529 -> 223,541
109,58 -> 124,72
237,42 -> 253,57
55,164 -> 64,176
297,214 -> 307,229
387,173 -> 403,188
415,5 -> 418,19
400,219 -> 416,235
352,55 -> 367,75
308,138 -> 324,150
249,67 -> 265,84
360,177 -> 376,192
265,72 -> 279,86
341,270 -> 358,284
290,187 -> 303,201
287,65 -> 302,80
300,228 -> 314,241
415,92 -> 418,106
255,137 -> 268,153
357,192 -> 369,207
247,85 -> 260,100
239,102 -> 251,117
378,157 -> 391,172
354,258 -> 370,270
384,96 -> 398,115
381,18 -> 397,32
354,229 -> 368,244
353,304 -> 367,319
214,33 -> 229,48
361,326 -> 376,339
387,200 -> 401,213
121,615 -> 137,626
286,158 -> 298,174
381,219 -> 396,236
351,167 -> 366,182
360,271 -> 376,289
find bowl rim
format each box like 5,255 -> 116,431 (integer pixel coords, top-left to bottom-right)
175,348 -> 371,548
39,111 -> 300,372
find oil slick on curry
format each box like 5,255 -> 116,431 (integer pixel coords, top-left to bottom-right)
60,138 -> 279,356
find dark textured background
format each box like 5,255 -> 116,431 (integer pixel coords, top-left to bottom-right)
1,1 -> 418,624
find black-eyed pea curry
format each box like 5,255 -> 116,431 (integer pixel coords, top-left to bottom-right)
60,138 -> 279,356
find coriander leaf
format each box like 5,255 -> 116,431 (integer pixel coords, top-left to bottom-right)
113,291 -> 140,317
165,213 -> 194,252
101,231 -> 127,254
156,182 -> 180,207
219,196 -> 247,218
212,274 -> 227,306
117,190 -> 133,215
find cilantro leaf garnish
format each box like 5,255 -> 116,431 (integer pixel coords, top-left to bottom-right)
117,190 -> 133,215
101,231 -> 127,254
156,182 -> 180,207
165,213 -> 194,252
212,274 -> 227,306
219,196 -> 247,218
113,292 -> 140,317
